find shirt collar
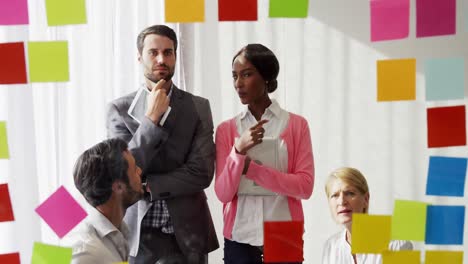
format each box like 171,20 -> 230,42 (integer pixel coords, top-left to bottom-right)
240,99 -> 281,120
88,207 -> 128,239
141,82 -> 174,99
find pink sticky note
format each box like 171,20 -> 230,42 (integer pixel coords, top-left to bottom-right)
416,0 -> 456,38
0,0 -> 29,25
35,186 -> 87,238
370,0 -> 409,42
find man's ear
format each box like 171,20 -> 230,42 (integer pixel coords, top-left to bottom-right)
112,181 -> 124,194
137,51 -> 142,63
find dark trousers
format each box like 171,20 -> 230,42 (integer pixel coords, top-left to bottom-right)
130,226 -> 207,264
224,239 -> 302,264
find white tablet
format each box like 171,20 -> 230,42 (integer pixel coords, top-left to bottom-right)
237,137 -> 279,196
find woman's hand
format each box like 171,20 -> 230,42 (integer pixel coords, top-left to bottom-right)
234,119 -> 268,155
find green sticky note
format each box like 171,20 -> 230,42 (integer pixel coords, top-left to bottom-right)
45,0 -> 87,26
31,242 -> 72,264
0,122 -> 9,159
269,0 -> 309,18
382,250 -> 420,264
28,41 -> 69,82
391,200 -> 427,241
351,214 -> 391,254
425,250 -> 463,264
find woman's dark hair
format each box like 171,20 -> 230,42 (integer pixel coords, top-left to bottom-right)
73,138 -> 129,207
232,43 -> 280,93
137,25 -> 178,55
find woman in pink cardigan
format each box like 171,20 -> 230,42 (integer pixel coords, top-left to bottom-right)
215,43 -> 315,264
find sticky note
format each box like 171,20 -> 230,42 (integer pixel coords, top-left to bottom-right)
28,41 -> 69,82
35,186 -> 87,238
0,121 -> 9,159
426,156 -> 467,197
45,0 -> 87,26
0,252 -> 20,264
218,0 -> 257,21
425,58 -> 464,101
425,251 -> 463,264
416,0 -> 456,38
264,221 -> 303,262
391,200 -> 427,241
0,0 -> 29,25
165,0 -> 204,23
377,58 -> 416,101
31,242 -> 72,264
0,184 -> 14,222
382,250 -> 420,264
425,205 -> 465,245
351,214 -> 391,254
427,106 -> 466,148
370,0 -> 410,42
0,42 -> 27,84
269,0 -> 308,18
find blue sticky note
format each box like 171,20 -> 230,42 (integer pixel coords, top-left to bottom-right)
425,205 -> 465,245
425,58 -> 465,101
426,156 -> 467,197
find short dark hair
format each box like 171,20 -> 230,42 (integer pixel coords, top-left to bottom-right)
137,25 -> 178,55
232,44 -> 280,93
73,138 -> 129,207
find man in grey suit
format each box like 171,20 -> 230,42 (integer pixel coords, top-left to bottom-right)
106,25 -> 218,264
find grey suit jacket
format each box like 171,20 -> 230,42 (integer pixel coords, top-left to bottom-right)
106,85 -> 219,259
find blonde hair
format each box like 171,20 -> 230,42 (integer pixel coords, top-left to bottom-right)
325,167 -> 369,213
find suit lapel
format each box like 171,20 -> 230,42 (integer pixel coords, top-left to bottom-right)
163,85 -> 182,133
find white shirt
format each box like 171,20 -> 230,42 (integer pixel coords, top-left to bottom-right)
231,99 -> 291,246
322,229 -> 413,264
67,207 -> 130,264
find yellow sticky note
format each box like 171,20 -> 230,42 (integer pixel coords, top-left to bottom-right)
114,262 -> 128,264
45,0 -> 87,26
351,214 -> 391,254
382,250 -> 420,264
0,122 -> 9,159
391,200 -> 427,241
165,0 -> 204,23
425,250 -> 463,264
31,242 -> 72,264
28,41 -> 69,82
377,58 -> 416,101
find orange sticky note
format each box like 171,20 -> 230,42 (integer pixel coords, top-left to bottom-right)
351,214 -> 391,254
377,58 -> 416,101
264,221 -> 303,263
165,0 -> 204,23
425,250 -> 463,264
382,250 -> 420,263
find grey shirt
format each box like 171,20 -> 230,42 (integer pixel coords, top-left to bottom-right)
69,207 -> 130,264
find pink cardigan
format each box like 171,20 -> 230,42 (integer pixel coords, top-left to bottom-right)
215,113 -> 315,239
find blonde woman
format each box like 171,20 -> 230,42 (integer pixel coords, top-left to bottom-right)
322,167 -> 412,264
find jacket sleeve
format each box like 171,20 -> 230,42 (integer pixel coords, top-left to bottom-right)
214,121 -> 246,203
245,118 -> 314,199
145,98 -> 215,198
106,101 -> 168,171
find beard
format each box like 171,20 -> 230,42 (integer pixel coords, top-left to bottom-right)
122,184 -> 143,209
145,65 -> 175,84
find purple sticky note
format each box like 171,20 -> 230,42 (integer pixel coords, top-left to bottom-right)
0,0 -> 29,25
370,0 -> 409,42
35,186 -> 87,238
416,0 -> 456,38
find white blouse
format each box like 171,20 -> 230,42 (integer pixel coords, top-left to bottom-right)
322,229 -> 413,264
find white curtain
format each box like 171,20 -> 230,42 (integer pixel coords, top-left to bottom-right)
1,0 -> 467,263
